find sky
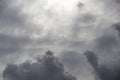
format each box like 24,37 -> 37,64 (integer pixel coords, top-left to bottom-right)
0,0 -> 120,80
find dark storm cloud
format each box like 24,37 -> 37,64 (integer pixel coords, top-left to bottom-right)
84,50 -> 120,80
2,51 -> 76,80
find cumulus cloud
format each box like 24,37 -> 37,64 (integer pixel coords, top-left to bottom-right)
2,50 -> 76,80
84,50 -> 120,80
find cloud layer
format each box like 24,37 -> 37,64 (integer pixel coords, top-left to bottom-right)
0,0 -> 120,80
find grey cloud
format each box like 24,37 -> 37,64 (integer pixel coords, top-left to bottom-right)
112,0 -> 120,4
115,0 -> 120,3
93,0 -> 120,15
60,51 -> 84,68
92,26 -> 120,65
70,13 -> 97,38
59,50 -> 93,79
77,14 -> 97,24
59,39 -> 85,49
95,33 -> 119,51
0,0 -> 44,56
77,2 -> 84,9
84,51 -> 98,70
1,0 -> 120,80
91,24 -> 120,54
113,23 -> 120,36
0,0 -> 27,28
34,35 -> 57,46
0,34 -> 30,55
84,50 -> 120,80
2,50 -> 76,80
0,0 -> 40,36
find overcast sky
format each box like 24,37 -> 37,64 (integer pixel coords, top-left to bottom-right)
0,0 -> 120,80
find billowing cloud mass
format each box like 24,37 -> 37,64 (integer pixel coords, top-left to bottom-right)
2,51 -> 76,80
0,0 -> 120,80
84,50 -> 120,80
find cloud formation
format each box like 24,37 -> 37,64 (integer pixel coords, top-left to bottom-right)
84,50 -> 120,80
0,0 -> 120,80
2,50 -> 76,80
